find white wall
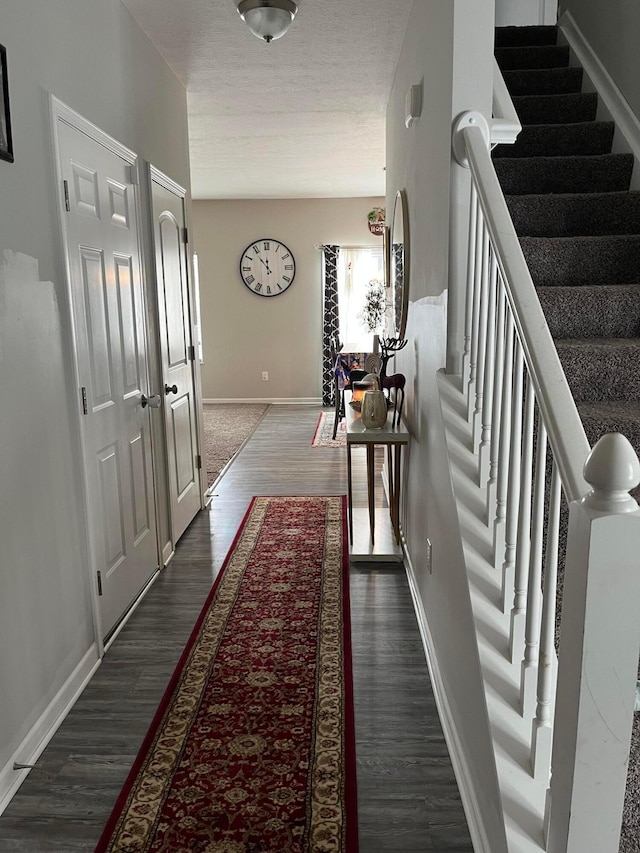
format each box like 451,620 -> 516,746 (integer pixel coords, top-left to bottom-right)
386,1 -> 508,849
192,197 -> 384,401
561,0 -> 640,119
0,0 -> 189,803
496,0 -> 558,25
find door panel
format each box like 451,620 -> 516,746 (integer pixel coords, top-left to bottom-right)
151,176 -> 201,542
170,396 -> 195,497
57,119 -> 158,638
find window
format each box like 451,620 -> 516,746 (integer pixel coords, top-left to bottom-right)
337,247 -> 384,349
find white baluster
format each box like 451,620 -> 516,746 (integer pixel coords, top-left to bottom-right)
547,434 -> 640,853
486,276 -> 505,521
462,185 -> 478,391
532,461 -> 560,781
478,249 -> 497,485
493,310 -> 514,568
521,414 -> 548,716
509,374 -> 535,662
502,341 -> 523,612
467,202 -> 484,421
472,228 -> 490,450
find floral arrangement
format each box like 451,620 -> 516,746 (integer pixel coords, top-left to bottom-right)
358,278 -> 387,333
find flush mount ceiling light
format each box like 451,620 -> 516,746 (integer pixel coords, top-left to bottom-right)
237,0 -> 298,44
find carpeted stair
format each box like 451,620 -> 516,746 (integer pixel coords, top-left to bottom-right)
494,25 -> 640,853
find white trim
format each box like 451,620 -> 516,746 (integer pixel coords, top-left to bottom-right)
51,96 -> 137,164
404,546 -> 494,853
0,646 -> 100,817
149,164 -> 186,198
202,397 -> 322,405
560,11 -> 640,175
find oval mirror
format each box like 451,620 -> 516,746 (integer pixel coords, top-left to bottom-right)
390,189 -> 409,338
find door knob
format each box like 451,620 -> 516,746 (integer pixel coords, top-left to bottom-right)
165,384 -> 178,395
141,393 -> 161,409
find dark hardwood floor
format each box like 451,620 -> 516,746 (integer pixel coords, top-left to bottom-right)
0,405 -> 472,852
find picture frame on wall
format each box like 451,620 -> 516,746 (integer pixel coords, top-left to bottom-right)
0,44 -> 14,163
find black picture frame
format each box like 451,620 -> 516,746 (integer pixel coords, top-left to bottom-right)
0,44 -> 13,163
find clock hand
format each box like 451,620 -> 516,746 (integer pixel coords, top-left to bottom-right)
258,257 -> 271,274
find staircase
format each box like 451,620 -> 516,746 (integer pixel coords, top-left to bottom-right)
493,24 -> 640,853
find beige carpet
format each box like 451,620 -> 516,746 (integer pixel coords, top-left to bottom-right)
202,403 -> 268,487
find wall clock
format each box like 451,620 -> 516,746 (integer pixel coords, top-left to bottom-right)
239,238 -> 296,297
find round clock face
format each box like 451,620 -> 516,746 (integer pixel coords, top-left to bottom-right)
239,239 -> 296,297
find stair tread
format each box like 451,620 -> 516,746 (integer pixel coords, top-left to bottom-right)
501,67 -> 583,96
539,283 -> 640,293
495,44 -> 570,71
556,337 -> 640,349
523,234 -> 640,244
579,400 -> 640,418
507,190 -> 640,202
512,93 -> 598,124
495,153 -> 634,195
539,284 -> 640,339
494,25 -> 558,47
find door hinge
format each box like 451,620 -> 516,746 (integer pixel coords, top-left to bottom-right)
63,180 -> 70,212
195,454 -> 202,470
96,571 -> 103,596
188,344 -> 195,361
81,386 -> 88,415
128,163 -> 139,185
182,227 -> 188,244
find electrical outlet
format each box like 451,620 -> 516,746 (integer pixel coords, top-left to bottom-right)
262,371 -> 269,381
426,538 -> 432,574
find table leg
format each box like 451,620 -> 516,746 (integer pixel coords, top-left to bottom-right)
366,444 -> 375,544
387,445 -> 395,534
347,444 -> 354,544
392,444 -> 402,544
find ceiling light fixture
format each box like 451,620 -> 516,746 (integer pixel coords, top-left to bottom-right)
237,0 -> 298,44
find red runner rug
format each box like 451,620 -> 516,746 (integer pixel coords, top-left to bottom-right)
95,495 -> 358,853
311,412 -> 346,448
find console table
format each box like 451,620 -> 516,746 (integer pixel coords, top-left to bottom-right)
345,401 -> 409,549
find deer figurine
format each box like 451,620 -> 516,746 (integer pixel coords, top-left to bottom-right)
379,337 -> 408,427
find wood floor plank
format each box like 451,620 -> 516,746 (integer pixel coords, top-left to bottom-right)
0,405 -> 472,852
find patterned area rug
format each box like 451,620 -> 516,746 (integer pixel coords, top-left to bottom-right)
203,403 -> 268,487
95,495 -> 358,853
312,411 -> 346,447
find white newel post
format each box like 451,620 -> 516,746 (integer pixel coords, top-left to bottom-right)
547,434 -> 640,853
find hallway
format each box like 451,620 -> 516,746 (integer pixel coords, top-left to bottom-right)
0,405 -> 472,852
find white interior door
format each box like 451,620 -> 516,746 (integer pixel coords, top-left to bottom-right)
151,170 -> 201,542
55,111 -> 158,639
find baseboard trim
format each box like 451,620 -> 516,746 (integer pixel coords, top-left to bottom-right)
202,398 -> 321,405
404,546 -> 493,853
560,11 -> 640,175
0,645 -> 100,817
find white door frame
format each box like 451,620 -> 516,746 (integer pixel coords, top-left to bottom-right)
50,95 -> 160,654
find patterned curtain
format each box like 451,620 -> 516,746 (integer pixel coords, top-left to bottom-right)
392,243 -> 404,336
321,245 -> 340,406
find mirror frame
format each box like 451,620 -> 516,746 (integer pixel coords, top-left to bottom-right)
390,188 -> 410,339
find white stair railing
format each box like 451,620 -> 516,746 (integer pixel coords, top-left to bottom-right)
452,109 -> 640,853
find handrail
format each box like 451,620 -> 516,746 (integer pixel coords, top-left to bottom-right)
490,59 -> 521,146
457,115 -> 590,502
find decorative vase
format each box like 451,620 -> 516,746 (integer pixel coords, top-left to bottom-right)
361,390 -> 388,430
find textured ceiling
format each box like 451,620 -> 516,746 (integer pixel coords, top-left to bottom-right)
119,0 -> 413,199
